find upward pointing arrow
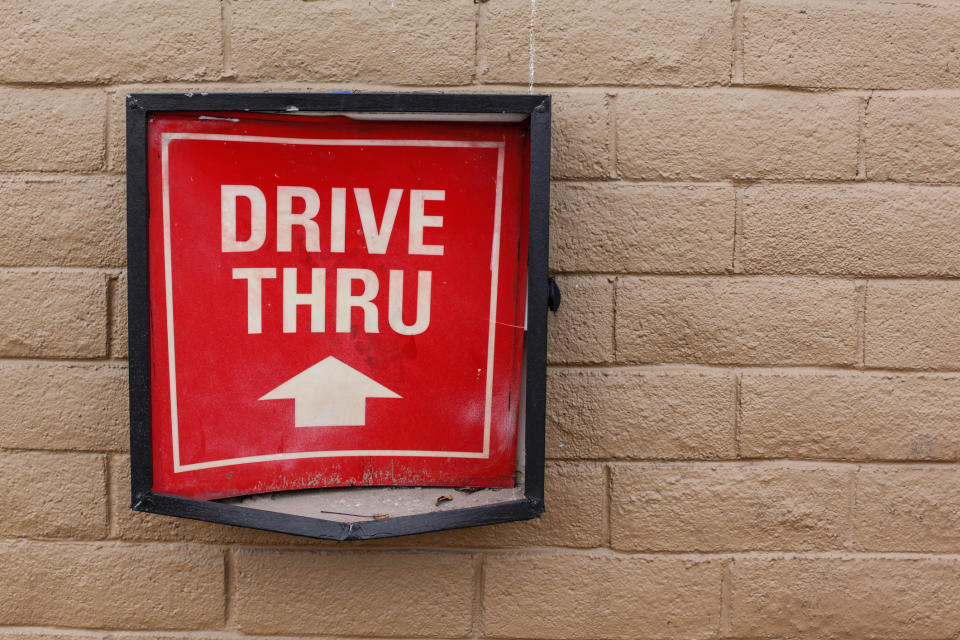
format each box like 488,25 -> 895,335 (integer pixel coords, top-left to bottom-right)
259,356 -> 401,427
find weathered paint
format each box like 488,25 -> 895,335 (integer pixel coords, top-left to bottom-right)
146,111 -> 530,500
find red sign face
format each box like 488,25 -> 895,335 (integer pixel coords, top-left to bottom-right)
147,112 -> 529,500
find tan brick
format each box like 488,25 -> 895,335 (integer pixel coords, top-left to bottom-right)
743,0 -> 960,89
111,272 -> 127,358
546,368 -> 735,460
0,177 -> 124,268
0,271 -> 107,358
0,452 -> 106,538
0,89 -> 104,171
231,0 -> 474,85
611,464 -> 849,552
855,467 -> 960,552
618,90 -> 860,180
0,540 -> 224,628
547,275 -> 613,364
479,0 -> 731,86
867,95 -> 960,182
0,0 -> 220,83
0,362 -> 126,451
235,549 -> 473,636
0,635 -> 103,640
741,184 -> 960,276
730,556 -> 960,638
551,183 -> 734,273
484,553 -> 721,639
617,277 -> 858,365
742,373 -> 960,460
551,92 -> 611,179
866,280 -> 960,369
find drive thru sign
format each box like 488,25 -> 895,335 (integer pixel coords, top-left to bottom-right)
146,110 -> 530,500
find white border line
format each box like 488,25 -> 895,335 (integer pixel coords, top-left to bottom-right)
160,132 -> 506,473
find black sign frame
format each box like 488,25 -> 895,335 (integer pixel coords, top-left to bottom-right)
126,92 -> 550,540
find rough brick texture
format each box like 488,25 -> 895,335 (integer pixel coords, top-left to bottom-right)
547,275 -> 613,364
546,368 -> 736,460
551,183 -> 734,273
0,452 -> 106,538
611,464 -> 851,551
0,0 -> 221,83
235,550 -> 474,636
616,277 -> 859,365
866,280 -> 960,369
729,557 -> 960,638
854,468 -> 960,552
0,362 -> 127,451
742,0 -> 960,89
230,0 -> 475,85
867,95 -> 960,182
0,89 -> 104,171
741,373 -> 960,460
0,271 -> 107,358
483,554 -> 721,639
550,92 -> 612,179
480,0 -> 732,86
0,177 -> 124,268
740,184 -> 960,276
0,541 -> 224,629
617,90 -> 860,180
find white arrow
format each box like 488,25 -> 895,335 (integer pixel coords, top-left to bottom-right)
258,356 -> 401,427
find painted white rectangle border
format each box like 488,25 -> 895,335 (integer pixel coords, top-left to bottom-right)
160,132 -> 507,473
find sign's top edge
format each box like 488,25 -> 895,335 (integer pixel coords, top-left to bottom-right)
126,92 -> 551,116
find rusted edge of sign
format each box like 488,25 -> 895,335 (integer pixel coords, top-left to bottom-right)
127,92 -> 550,540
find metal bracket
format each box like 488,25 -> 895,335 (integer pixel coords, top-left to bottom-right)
547,276 -> 561,314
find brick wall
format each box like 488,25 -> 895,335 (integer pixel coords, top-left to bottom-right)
3,0 -> 960,637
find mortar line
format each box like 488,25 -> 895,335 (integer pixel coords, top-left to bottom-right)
608,92 -> 619,178
859,90 -> 875,179
224,547 -> 237,630
102,89 -> 113,172
856,95 -> 868,179
10,170 -> 960,188
102,453 -> 113,540
734,372 -> 743,458
5,539 -> 960,560
470,553 -> 486,638
549,271 -> 960,282
552,176 -> 960,187
220,0 -> 234,79
105,274 -> 115,359
602,463 -> 612,547
845,465 -> 860,552
0,79 -> 905,93
527,0 -> 536,93
731,0 -> 744,84
5,543 -> 960,561
856,280 -> 867,368
611,277 -> 619,361
547,361 -> 960,374
472,0 -> 481,84
6,443 -> 960,468
14,356 -> 960,376
0,266 -> 126,275
731,187 -> 743,273
719,558 -> 733,636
